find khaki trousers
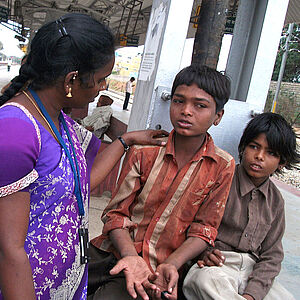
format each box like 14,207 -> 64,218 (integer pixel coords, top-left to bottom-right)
183,251 -> 295,300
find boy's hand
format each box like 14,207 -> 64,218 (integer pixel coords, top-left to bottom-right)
197,249 -> 225,268
110,255 -> 156,300
147,263 -> 178,300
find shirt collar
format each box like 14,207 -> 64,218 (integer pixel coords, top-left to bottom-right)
237,164 -> 270,198
165,130 -> 218,163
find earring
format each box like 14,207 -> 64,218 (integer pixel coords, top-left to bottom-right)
72,72 -> 77,81
66,86 -> 72,98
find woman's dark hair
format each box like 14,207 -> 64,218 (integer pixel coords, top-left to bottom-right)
171,64 -> 231,112
238,112 -> 300,172
0,13 -> 115,105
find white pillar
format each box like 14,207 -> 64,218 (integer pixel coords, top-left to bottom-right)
127,0 -> 194,132
246,0 -> 289,111
209,0 -> 290,160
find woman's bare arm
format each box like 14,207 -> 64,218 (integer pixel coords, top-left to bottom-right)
90,129 -> 167,190
0,191 -> 35,299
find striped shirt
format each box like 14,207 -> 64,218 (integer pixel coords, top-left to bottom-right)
91,130 -> 235,271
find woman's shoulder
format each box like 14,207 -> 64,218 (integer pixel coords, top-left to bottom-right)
0,102 -> 41,149
0,103 -> 42,196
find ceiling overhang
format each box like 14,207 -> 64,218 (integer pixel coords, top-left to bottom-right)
0,0 -> 299,46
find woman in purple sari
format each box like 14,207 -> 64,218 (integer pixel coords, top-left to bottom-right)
0,14 -> 166,300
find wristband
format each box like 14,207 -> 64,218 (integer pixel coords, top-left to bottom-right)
118,136 -> 130,152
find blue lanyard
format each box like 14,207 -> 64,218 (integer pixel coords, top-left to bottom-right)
29,89 -> 85,216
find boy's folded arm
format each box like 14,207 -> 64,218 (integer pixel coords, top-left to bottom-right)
164,237 -> 208,270
243,202 -> 285,300
109,227 -> 138,257
102,213 -> 137,235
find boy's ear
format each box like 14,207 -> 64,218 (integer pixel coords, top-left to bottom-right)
277,163 -> 286,172
213,109 -> 224,126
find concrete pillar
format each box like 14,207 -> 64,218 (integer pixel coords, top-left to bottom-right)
209,0 -> 289,161
127,0 -> 194,132
246,0 -> 289,111
226,0 -> 289,110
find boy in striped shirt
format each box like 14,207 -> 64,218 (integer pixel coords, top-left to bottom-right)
89,65 -> 235,300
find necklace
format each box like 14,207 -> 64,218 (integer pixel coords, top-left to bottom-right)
22,90 -> 59,143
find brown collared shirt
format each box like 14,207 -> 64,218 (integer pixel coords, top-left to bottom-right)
91,130 -> 235,272
215,164 -> 285,300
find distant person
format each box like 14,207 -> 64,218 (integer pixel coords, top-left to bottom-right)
183,112 -> 299,300
7,59 -> 11,72
82,94 -> 114,138
123,76 -> 135,110
88,65 -> 235,300
1,55 -> 28,94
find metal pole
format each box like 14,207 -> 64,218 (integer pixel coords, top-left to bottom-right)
271,23 -> 294,112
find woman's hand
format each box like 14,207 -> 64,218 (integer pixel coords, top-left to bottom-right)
90,129 -> 169,190
122,129 -> 169,147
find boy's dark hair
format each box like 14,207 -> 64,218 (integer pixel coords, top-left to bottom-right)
0,13 -> 115,106
238,112 -> 300,172
130,77 -> 135,81
171,64 -> 231,112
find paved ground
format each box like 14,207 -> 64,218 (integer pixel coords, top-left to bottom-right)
1,66 -> 300,298
89,184 -> 300,299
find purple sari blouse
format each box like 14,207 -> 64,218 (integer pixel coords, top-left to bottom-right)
0,103 -> 101,299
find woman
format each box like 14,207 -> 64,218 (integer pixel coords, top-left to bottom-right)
0,14 -> 166,299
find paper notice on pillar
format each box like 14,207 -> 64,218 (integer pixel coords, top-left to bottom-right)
139,3 -> 166,81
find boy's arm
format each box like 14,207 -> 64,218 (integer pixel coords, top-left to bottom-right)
101,147 -> 158,300
243,201 -> 285,300
164,237 -> 208,270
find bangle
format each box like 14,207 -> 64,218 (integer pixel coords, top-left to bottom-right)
118,136 -> 130,152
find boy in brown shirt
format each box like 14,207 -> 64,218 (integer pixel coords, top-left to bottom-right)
183,112 -> 299,300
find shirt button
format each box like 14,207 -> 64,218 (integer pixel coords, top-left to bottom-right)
245,233 -> 248,237
156,217 -> 159,222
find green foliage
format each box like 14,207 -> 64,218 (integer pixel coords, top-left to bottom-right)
265,88 -> 300,126
271,24 -> 300,83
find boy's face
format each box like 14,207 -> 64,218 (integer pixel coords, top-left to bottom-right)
170,83 -> 223,138
241,133 -> 285,186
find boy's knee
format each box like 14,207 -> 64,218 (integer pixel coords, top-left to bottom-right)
183,264 -> 216,292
